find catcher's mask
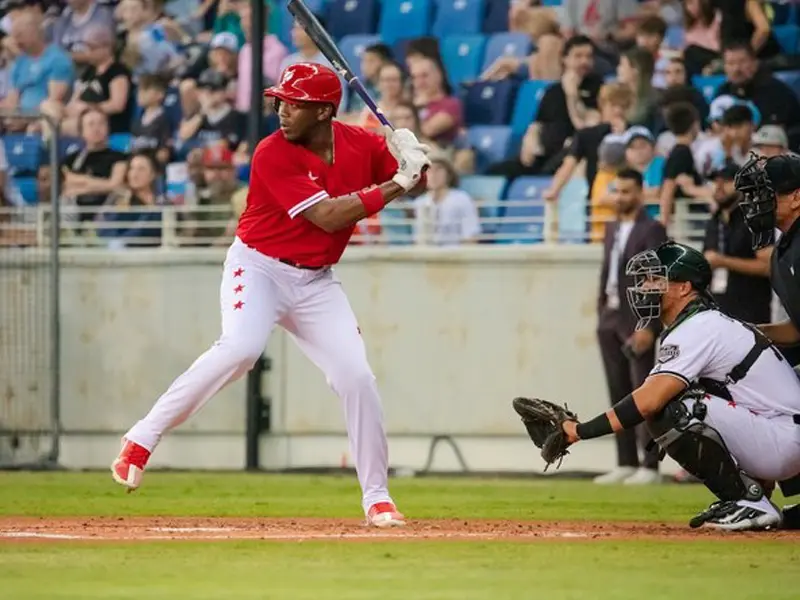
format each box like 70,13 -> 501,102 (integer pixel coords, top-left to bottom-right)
734,153 -> 776,250
625,242 -> 713,331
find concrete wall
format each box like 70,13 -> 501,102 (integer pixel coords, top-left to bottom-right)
5,245 -> 682,475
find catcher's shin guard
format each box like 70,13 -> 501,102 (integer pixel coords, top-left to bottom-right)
646,395 -> 764,503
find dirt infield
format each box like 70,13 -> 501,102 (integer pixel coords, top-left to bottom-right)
0,517 -> 798,543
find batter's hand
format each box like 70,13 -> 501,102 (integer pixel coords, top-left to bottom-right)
392,147 -> 430,191
385,127 -> 432,163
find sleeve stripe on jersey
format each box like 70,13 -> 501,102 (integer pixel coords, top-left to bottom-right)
652,370 -> 691,387
288,190 -> 329,219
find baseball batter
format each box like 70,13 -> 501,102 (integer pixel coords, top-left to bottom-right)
514,242 -> 800,530
111,63 -> 431,527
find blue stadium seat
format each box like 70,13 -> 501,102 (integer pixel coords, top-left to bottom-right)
462,79 -> 519,126
380,206 -> 413,244
378,0 -> 432,46
237,163 -> 250,183
431,0 -> 484,37
460,175 -> 507,223
339,34 -> 381,79
773,24 -> 800,54
3,134 -> 43,174
14,176 -> 37,204
692,74 -> 727,104
441,34 -> 486,88
466,125 -> 512,172
775,70 -> 800,97
481,32 -> 532,73
278,0 -> 326,49
509,80 -> 553,146
769,1 -> 796,26
327,0 -> 378,39
483,0 -> 508,33
58,136 -> 84,161
495,175 -> 549,244
540,0 -> 561,5
108,133 -> 132,153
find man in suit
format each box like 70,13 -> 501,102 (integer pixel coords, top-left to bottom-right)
595,168 -> 668,485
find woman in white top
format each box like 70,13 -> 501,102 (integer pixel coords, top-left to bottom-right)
413,154 -> 481,246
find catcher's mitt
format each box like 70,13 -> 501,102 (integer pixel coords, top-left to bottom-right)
512,397 -> 578,471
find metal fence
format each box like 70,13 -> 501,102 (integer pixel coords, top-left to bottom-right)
0,112 -> 60,468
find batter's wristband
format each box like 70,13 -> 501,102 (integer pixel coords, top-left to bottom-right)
358,187 -> 386,217
575,413 -> 613,440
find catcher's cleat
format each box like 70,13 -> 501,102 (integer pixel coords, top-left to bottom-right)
690,499 -> 782,531
366,502 -> 406,528
111,438 -> 151,492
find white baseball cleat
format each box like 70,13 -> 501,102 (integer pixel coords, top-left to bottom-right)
593,466 -> 636,484
111,438 -> 151,492
692,498 -> 783,531
366,502 -> 406,528
623,468 -> 661,485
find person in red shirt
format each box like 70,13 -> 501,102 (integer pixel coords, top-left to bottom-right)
111,63 -> 431,528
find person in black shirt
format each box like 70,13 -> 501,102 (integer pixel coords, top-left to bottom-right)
713,0 -> 781,61
176,68 -> 242,156
61,107 -> 129,223
734,151 -> 800,529
543,82 -> 633,203
659,101 -> 705,231
42,23 -> 133,136
130,73 -> 173,166
702,162 -> 772,323
715,42 -> 800,145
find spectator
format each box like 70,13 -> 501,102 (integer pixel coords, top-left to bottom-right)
659,57 -> 709,122
590,132 -> 629,240
616,47 -> 661,131
714,0 -> 780,62
234,0 -> 287,114
205,0 -> 243,46
595,167 -> 666,485
487,35 -> 602,181
560,0 -> 640,74
117,0 -> 183,78
623,126 -> 665,209
279,18 -> 349,110
702,161 -> 773,324
690,98 -> 758,178
349,43 -> 392,115
130,73 -> 173,165
635,14 -> 670,89
715,42 -> 800,139
51,0 -> 114,70
41,23 -> 133,136
61,107 -> 128,223
96,151 -> 163,247
752,125 -> 789,158
409,55 -> 463,148
413,153 -> 480,246
544,83 -> 633,204
682,0 -> 721,77
2,11 -> 73,131
360,61 -> 407,133
177,68 -> 242,154
181,144 -> 237,245
658,101 -> 705,229
207,32 -> 239,95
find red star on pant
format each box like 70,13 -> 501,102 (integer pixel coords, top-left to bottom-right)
727,400 -> 737,408
234,284 -> 244,294
233,301 -> 244,310
233,267 -> 245,278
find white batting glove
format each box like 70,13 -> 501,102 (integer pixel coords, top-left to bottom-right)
392,147 -> 431,191
386,127 -> 432,163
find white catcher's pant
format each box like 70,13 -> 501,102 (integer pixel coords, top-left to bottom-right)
125,238 -> 393,513
682,395 -> 800,483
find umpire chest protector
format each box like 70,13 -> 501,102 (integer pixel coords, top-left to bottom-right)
771,217 -> 800,348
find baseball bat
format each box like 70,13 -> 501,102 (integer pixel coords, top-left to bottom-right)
286,0 -> 393,130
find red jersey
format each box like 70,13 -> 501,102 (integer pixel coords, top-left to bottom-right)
236,121 -> 399,266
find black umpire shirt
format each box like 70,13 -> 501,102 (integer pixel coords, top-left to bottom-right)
703,204 -> 772,324
772,216 -> 800,348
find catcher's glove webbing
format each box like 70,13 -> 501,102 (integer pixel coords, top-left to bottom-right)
512,397 -> 578,471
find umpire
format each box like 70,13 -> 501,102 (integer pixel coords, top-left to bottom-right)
734,151 -> 800,528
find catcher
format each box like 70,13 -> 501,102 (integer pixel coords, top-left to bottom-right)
513,241 -> 800,531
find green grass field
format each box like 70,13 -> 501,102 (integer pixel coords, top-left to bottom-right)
1,472 -> 798,599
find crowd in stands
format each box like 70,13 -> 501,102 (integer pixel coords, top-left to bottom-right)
0,0 -> 800,248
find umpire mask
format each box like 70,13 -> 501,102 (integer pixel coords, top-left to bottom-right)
625,250 -> 668,331
734,154 -> 777,250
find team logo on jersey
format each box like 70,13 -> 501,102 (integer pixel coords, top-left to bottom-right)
657,344 -> 680,364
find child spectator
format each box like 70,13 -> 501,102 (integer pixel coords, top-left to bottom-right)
177,68 -> 242,154
350,43 -> 392,115
659,101 -> 706,230
624,126 -> 665,213
635,14 -> 671,89
590,132 -> 629,241
130,73 -> 173,165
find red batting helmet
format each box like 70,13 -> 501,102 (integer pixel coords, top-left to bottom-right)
264,63 -> 343,113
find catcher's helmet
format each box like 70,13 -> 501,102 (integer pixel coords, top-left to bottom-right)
735,151 -> 800,249
264,63 -> 343,113
625,241 -> 712,331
